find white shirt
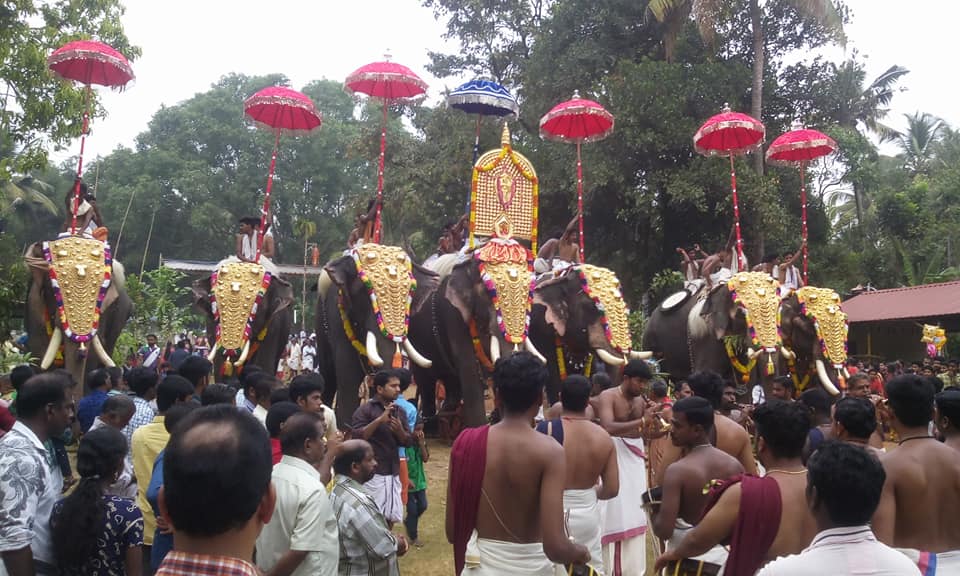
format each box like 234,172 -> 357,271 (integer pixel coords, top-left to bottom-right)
777,264 -> 801,292
256,455 -> 339,576
301,344 -> 316,371
287,342 -> 302,371
757,526 -> 920,576
253,404 -> 268,427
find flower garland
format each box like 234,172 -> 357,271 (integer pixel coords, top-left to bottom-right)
786,355 -> 812,392
42,239 -> 112,344
209,269 -> 272,359
725,338 -> 756,384
338,293 -> 368,359
555,337 -> 595,381
475,255 -> 535,345
351,249 -> 416,344
574,266 -> 629,354
470,318 -> 494,371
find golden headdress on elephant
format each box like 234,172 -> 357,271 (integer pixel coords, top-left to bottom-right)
727,271 -> 783,374
209,260 -> 272,373
795,286 -> 849,388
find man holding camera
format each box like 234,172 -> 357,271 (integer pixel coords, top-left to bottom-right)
352,369 -> 413,528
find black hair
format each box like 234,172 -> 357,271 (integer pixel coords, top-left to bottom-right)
372,370 -> 397,394
239,364 -> 264,386
289,373 -> 325,404
673,396 -> 715,433
87,368 -> 111,391
178,356 -> 213,390
156,375 -> 194,413
269,387 -> 291,405
808,441 -> 885,526
163,406 -> 272,537
761,252 -> 778,264
15,373 -> 69,419
176,340 -> 187,349
591,372 -> 613,393
100,394 -> 134,418
280,411 -> 324,455
560,375 -> 591,412
164,402 -> 201,434
623,359 -> 653,380
688,371 -> 724,409
266,401 -> 301,439
773,375 -> 796,393
885,375 -> 935,427
107,366 -> 123,388
127,367 -> 159,398
201,383 -> 237,406
651,381 -> 669,399
493,352 -> 547,414
11,365 -> 34,391
925,375 -> 944,395
245,374 -> 273,401
333,441 -> 370,476
239,216 -> 260,227
799,388 -> 833,418
394,368 -> 413,393
754,400 -> 810,459
936,388 -> 960,428
833,397 -> 877,440
51,426 -> 127,572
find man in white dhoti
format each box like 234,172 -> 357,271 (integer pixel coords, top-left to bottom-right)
535,375 -> 619,575
595,359 -> 665,576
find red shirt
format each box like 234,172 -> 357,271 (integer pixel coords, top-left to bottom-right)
270,438 -> 282,465
156,551 -> 259,576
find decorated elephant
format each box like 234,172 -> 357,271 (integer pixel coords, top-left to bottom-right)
316,244 -> 435,427
778,286 -> 847,396
192,259 -> 293,378
24,236 -> 132,392
642,272 -> 786,391
530,264 -> 651,403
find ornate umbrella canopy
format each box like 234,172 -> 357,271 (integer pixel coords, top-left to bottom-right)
539,91 -> 614,260
448,79 -> 519,117
243,86 -> 322,263
47,40 -> 135,88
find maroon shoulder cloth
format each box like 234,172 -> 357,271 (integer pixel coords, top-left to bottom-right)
700,474 -> 782,576
450,424 -> 490,575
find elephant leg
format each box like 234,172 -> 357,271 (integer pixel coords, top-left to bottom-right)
252,308 -> 291,376
411,363 -> 437,419
444,310 -> 485,428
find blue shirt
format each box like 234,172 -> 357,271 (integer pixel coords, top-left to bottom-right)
77,389 -> 109,433
394,397 -> 417,459
146,451 -> 172,571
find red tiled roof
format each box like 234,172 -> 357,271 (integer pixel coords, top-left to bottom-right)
843,280 -> 960,323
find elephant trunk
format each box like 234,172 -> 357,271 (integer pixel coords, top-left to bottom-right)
489,336 -> 501,364
595,347 -> 626,366
91,335 -> 116,368
41,327 -> 63,370
402,339 -> 432,368
524,337 -> 547,364
816,359 -> 841,396
366,330 -> 385,367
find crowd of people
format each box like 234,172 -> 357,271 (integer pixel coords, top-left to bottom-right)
2,344 -> 960,575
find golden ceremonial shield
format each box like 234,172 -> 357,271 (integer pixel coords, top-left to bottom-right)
212,261 -> 270,352
352,243 -> 415,341
576,264 -> 632,353
44,235 -> 111,340
727,272 -> 783,350
795,286 -> 848,366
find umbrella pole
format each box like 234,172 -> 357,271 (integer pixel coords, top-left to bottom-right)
256,130 -> 280,263
576,141 -> 584,261
465,114 -> 481,216
729,153 -> 745,269
374,99 -> 387,243
70,84 -> 92,235
800,160 -> 808,284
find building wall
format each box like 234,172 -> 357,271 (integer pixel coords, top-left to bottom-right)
849,321 -> 926,362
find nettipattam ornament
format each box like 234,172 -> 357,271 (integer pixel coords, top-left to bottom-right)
42,235 -> 112,344
574,265 -> 631,354
209,261 -> 271,373
727,272 -> 783,374
795,286 -> 849,374
351,243 -> 416,367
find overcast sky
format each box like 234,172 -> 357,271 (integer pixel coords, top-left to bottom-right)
65,0 -> 959,162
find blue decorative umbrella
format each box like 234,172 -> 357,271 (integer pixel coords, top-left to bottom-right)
448,79 -> 519,162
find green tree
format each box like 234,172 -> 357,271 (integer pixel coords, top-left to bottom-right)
888,112 -> 945,175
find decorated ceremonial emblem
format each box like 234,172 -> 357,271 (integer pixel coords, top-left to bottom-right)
210,261 -> 271,365
795,286 -> 848,369
475,238 -> 535,345
574,265 -> 631,354
351,243 -> 416,344
42,235 -> 112,343
727,272 -> 783,351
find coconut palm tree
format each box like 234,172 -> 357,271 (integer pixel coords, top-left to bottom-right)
887,112 -> 945,175
294,217 -> 317,331
829,60 -> 909,138
0,175 -> 57,216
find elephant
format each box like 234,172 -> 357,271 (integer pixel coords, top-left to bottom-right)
778,287 -> 847,396
642,272 -> 786,394
530,264 -> 651,403
192,261 -> 293,378
24,238 -> 132,394
316,244 -> 435,427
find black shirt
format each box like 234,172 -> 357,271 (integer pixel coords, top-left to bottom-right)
351,398 -> 411,476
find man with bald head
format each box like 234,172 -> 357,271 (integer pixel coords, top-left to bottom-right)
156,405 -> 275,575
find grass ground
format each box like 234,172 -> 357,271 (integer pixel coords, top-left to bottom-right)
397,440 -> 454,575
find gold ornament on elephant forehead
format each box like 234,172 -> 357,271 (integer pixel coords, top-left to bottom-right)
796,286 -> 848,366
577,264 -> 632,354
212,262 -> 268,352
44,235 -> 111,340
727,272 -> 783,375
353,243 -> 414,340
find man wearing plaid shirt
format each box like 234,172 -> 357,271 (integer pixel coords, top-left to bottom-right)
331,440 -> 409,576
122,367 -> 158,455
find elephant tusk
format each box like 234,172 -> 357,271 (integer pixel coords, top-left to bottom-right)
780,346 -> 796,360
595,347 -> 627,366
843,367 -> 850,379
207,343 -> 218,363
365,331 -> 384,367
816,359 -> 841,396
489,336 -> 501,364
41,327 -> 63,370
91,335 -> 116,368
524,337 -> 547,364
629,350 -> 653,360
236,340 -> 251,369
746,347 -> 758,360
403,339 -> 432,368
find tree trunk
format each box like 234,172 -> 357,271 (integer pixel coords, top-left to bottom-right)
750,0 -> 764,176
853,184 -> 866,249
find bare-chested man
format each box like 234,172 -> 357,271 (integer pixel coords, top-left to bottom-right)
935,388 -> 960,452
536,374 -> 618,575
655,400 -> 817,576
832,397 -> 885,458
595,359 -> 663,575
656,371 -> 757,482
872,375 -> 960,573
447,353 -> 589,575
653,397 -> 744,575
845,372 -> 885,448
535,216 -> 581,278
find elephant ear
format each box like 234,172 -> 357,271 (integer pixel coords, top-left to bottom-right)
411,261 -> 439,315
324,255 -> 358,307
192,277 -> 214,318
269,276 -> 295,313
701,284 -> 734,340
533,276 -> 570,337
445,259 -> 483,327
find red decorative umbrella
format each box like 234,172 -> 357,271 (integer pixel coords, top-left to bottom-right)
243,86 -> 322,263
539,91 -> 615,260
48,40 -> 135,235
694,105 -> 765,269
345,55 -> 427,242
766,121 -> 838,283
